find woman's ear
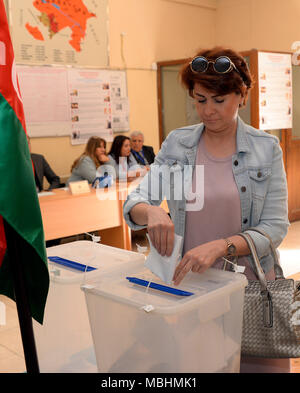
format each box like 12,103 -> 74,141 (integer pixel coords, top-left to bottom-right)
239,87 -> 249,108
239,94 -> 245,108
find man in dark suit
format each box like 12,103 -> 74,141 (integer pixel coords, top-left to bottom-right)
130,131 -> 155,167
27,136 -> 60,192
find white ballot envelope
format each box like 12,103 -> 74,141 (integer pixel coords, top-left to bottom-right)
145,233 -> 183,285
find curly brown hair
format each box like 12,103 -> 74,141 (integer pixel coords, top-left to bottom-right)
180,47 -> 254,107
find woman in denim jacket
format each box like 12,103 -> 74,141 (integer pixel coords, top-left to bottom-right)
123,47 -> 289,286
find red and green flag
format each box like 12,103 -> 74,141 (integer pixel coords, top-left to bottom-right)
0,0 -> 49,324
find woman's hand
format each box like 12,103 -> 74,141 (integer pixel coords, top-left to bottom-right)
99,154 -> 110,163
147,206 -> 174,257
173,239 -> 226,285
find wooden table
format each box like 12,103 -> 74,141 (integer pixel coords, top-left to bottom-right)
38,178 -> 169,251
38,184 -> 131,250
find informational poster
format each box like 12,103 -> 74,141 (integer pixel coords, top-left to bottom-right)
16,65 -> 129,141
258,52 -> 293,130
9,0 -> 108,67
109,72 -> 130,133
17,65 -> 71,137
68,69 -> 129,145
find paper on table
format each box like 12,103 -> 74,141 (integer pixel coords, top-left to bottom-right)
145,233 -> 183,285
38,191 -> 55,197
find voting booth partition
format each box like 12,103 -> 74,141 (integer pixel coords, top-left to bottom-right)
33,241 -> 145,373
82,264 -> 248,373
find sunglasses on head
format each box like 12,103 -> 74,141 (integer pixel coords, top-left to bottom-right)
190,55 -> 241,76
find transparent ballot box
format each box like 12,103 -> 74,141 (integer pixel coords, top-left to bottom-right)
33,241 -> 145,373
82,265 -> 247,373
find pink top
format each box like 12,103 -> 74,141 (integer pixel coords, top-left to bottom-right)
183,135 -> 274,281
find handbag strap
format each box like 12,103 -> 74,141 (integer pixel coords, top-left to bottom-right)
238,232 -> 268,291
246,227 -> 285,279
238,232 -> 274,328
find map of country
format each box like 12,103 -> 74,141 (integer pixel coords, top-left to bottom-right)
27,0 -> 96,52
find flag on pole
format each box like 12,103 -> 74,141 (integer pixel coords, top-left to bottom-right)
0,0 -> 49,324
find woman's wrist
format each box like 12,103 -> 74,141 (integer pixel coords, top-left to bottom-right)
145,204 -> 160,221
129,203 -> 151,226
216,235 -> 250,259
215,239 -> 229,259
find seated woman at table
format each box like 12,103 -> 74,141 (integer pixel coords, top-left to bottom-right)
67,136 -> 110,185
107,135 -> 147,179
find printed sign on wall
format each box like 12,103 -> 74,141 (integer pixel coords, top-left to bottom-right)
258,52 -> 292,130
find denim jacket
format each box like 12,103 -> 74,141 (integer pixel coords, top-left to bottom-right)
123,117 -> 289,274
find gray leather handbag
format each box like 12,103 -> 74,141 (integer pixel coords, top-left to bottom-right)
238,228 -> 300,358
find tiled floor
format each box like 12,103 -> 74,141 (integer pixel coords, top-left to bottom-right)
0,222 -> 299,373
0,296 -> 26,372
